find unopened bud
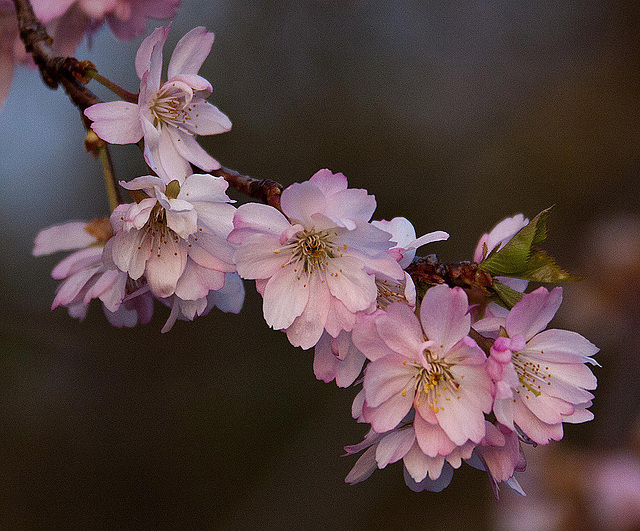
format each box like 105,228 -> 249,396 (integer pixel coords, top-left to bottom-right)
85,130 -> 105,158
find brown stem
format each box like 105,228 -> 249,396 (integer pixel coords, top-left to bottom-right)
212,166 -> 283,210
13,0 -> 100,113
405,255 -> 494,290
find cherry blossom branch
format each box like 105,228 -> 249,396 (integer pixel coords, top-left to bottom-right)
405,255 -> 494,292
211,166 -> 283,210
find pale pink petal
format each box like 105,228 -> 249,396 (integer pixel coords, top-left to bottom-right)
33,221 -> 97,256
523,329 -> 599,365
473,214 -> 529,263
323,296 -> 358,338
325,188 -> 376,229
262,266 -> 310,329
363,389 -> 414,433
506,287 -> 563,340
178,100 -> 231,135
233,234 -> 287,279
325,256 -> 377,313
194,202 -> 236,240
85,101 -> 143,144
420,285 -> 471,352
119,175 -> 164,192
402,442 -> 431,482
435,384 -> 487,445
376,428 -> 415,468
229,203 -> 290,243
309,168 -> 347,195
171,127 -> 220,171
280,181 -> 327,226
345,446 -> 378,485
363,355 -> 415,408
334,336 -> 366,387
174,259 -> 225,300
168,74 -> 212,94
145,237 -> 188,297
375,302 -> 424,359
167,26 -> 214,79
403,461 -> 452,492
513,398 -> 564,445
285,273 -> 330,349
135,25 -> 169,82
51,267 -> 98,309
94,270 -> 126,312
111,229 -> 151,280
178,173 -> 230,203
522,393 -> 574,425
413,414 -> 457,457
165,208 -> 197,240
149,125 -> 192,183
188,234 -> 235,272
51,247 -> 102,279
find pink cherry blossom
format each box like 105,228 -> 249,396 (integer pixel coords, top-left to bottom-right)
33,218 -> 152,326
229,169 -> 405,350
356,284 -> 493,449
85,26 -> 231,183
108,173 -> 237,300
31,0 -> 181,57
485,287 -> 599,445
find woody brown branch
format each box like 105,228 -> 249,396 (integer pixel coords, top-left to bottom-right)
406,255 -> 494,291
212,166 -> 283,210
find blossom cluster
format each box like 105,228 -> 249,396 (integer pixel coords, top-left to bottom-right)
28,22 -> 599,498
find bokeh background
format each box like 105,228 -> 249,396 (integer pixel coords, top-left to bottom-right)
1,1 -> 639,529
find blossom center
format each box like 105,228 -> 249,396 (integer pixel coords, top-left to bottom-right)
142,203 -> 180,258
150,82 -> 194,128
286,229 -> 338,273
376,279 -> 408,309
409,350 -> 461,413
512,352 -> 550,398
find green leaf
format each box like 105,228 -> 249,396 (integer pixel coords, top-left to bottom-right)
513,249 -> 580,282
479,208 -> 552,276
491,280 -> 524,309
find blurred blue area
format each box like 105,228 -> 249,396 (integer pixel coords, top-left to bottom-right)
0,1 -> 638,528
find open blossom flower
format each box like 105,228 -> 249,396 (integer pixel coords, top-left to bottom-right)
85,25 -> 231,183
32,0 -> 181,57
313,217 -> 448,387
33,218 -> 152,326
355,284 -> 493,450
483,287 -> 599,445
229,169 -> 405,350
108,173 -> 237,300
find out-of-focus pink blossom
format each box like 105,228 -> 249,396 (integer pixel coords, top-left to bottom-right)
85,26 -> 231,183
356,284 -> 493,449
108,173 -> 237,300
229,169 -> 405,350
33,218 -> 152,326
482,287 -> 599,445
31,0 -> 181,57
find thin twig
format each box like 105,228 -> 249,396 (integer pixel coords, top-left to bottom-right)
98,145 -> 123,210
212,166 -> 283,210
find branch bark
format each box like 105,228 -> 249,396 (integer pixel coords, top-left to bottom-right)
212,166 -> 283,210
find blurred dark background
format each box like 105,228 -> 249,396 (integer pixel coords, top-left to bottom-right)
1,1 -> 639,529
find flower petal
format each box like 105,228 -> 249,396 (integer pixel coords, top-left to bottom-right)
420,285 -> 471,352
33,221 -> 97,256
167,26 -> 215,79
506,286 -> 563,340
85,101 -> 143,144
262,266 -> 310,329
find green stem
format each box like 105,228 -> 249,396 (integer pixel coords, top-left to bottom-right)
87,69 -> 138,103
99,145 -> 122,211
